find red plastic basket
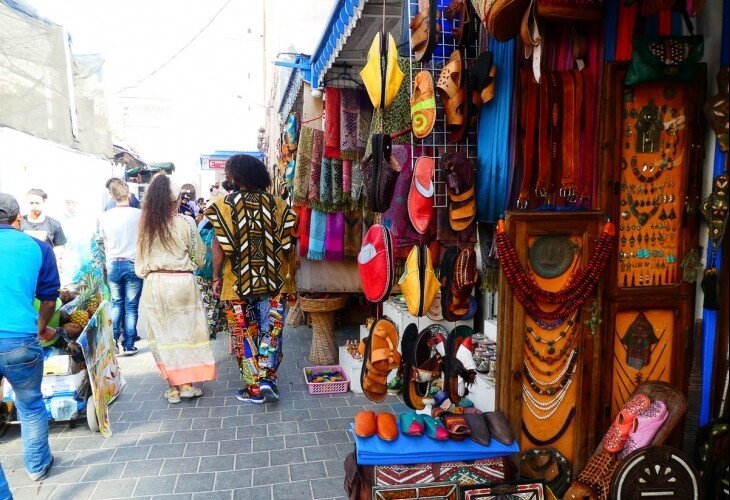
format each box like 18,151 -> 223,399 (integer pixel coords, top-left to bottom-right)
303,365 -> 350,395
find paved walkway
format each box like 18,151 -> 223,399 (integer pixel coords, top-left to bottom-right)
1,323 -> 401,500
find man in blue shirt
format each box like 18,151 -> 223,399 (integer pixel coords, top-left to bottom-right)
0,193 -> 59,494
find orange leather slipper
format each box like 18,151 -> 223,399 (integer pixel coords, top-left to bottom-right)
376,412 -> 399,441
354,410 -> 377,438
410,71 -> 437,139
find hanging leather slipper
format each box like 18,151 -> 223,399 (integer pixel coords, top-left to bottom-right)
410,0 -> 439,63
408,156 -> 435,234
444,0 -> 479,48
360,32 -> 383,109
486,0 -> 532,42
401,323 -> 421,410
437,49 -> 467,144
410,71 -> 437,139
442,151 -> 475,231
383,32 -> 405,109
404,325 -> 443,410
449,247 -> 478,318
439,246 -> 460,322
485,411 -> 515,445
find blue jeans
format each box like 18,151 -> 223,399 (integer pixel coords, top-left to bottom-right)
0,463 -> 11,499
107,260 -> 143,349
0,337 -> 51,481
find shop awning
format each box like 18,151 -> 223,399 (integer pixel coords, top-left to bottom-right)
309,0 -> 402,89
126,161 -> 174,177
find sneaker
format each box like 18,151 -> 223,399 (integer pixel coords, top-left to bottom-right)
236,386 -> 264,404
259,380 -> 279,402
386,375 -> 403,395
28,455 -> 54,481
121,346 -> 138,356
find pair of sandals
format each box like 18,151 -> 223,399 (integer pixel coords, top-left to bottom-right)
164,384 -> 203,404
440,246 -> 479,323
401,324 -> 446,411
359,317 -> 401,403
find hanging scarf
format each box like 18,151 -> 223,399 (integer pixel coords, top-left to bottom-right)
324,87 -> 341,159
476,38 -> 515,223
324,211 -> 345,261
319,157 -> 333,206
292,126 -> 314,205
344,207 -> 363,261
351,160 -> 363,201
331,158 -> 344,205
340,88 -> 360,159
307,209 -> 327,261
342,159 -> 352,202
298,204 -> 312,258
308,129 -> 324,202
357,90 -> 373,152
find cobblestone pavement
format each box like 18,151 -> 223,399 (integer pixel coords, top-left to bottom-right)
1,323 -> 404,500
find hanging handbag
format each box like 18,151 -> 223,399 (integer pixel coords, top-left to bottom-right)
625,35 -> 704,86
535,0 -> 604,22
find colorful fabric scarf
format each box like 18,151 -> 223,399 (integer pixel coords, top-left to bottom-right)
307,209 -> 327,261
351,160 -> 363,201
344,208 -> 363,260
340,88 -> 360,159
358,91 -> 373,151
308,129 -> 324,202
342,159 -> 352,201
324,211 -> 345,261
319,157 -> 333,206
324,87 -> 341,159
331,159 -> 344,205
298,205 -> 312,257
292,126 -> 314,205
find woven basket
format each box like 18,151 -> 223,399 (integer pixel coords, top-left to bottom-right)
299,295 -> 348,313
285,297 -> 305,326
309,310 -> 339,365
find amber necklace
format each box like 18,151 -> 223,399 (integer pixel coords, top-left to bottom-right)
496,220 -> 615,321
525,311 -> 578,355
524,320 -> 579,365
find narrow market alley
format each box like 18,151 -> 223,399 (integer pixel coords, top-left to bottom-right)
1,324 -> 391,500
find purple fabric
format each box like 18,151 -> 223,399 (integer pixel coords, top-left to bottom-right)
324,211 -> 346,262
340,88 -> 360,156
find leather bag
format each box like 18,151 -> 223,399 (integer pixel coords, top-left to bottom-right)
625,35 -> 704,86
361,133 -> 402,213
399,244 -> 441,317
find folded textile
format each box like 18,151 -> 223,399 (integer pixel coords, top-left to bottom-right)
325,87 -> 341,159
340,88 -> 360,158
351,423 -> 519,465
292,126 -> 314,205
307,209 -> 327,261
325,211 -> 345,261
308,129 -> 324,202
298,205 -> 312,258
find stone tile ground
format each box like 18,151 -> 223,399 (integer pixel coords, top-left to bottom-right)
1,323 -> 407,499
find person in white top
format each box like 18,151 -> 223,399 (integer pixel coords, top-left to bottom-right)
96,181 -> 143,355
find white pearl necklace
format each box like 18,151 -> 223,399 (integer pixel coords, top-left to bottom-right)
522,365 -> 576,420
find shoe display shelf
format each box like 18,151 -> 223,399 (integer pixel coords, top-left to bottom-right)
339,345 -> 363,393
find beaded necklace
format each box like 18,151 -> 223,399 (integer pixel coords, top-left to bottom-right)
524,345 -> 578,377
523,353 -> 579,395
522,407 -> 576,446
524,348 -> 578,385
523,321 -> 578,365
522,363 -> 577,420
496,221 -> 615,321
525,311 -> 578,355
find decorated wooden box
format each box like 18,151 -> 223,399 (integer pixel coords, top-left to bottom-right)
370,457 -> 509,487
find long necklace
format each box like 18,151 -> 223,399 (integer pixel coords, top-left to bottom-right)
523,354 -> 579,395
525,349 -> 578,385
525,345 -> 578,377
625,190 -> 660,227
525,311 -> 579,355
522,364 -> 577,420
496,221 -> 615,321
524,316 -> 579,365
522,407 -> 576,446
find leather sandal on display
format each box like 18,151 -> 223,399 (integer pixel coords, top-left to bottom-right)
444,0 -> 479,48
359,317 -> 401,403
437,49 -> 468,143
442,151 -> 476,232
471,51 -> 497,104
410,0 -> 439,63
410,71 -> 437,140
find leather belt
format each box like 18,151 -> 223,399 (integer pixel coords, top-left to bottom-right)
536,72 -> 551,199
518,68 -> 540,209
559,70 -> 582,204
148,270 -> 193,274
580,67 -> 595,206
548,72 -> 564,200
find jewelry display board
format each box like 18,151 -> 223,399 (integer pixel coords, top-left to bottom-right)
497,211 -> 606,478
596,62 -> 705,451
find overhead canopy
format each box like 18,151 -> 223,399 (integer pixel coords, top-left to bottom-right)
126,162 -> 175,177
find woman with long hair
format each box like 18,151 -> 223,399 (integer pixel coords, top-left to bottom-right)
135,174 -> 216,403
206,154 -> 295,404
